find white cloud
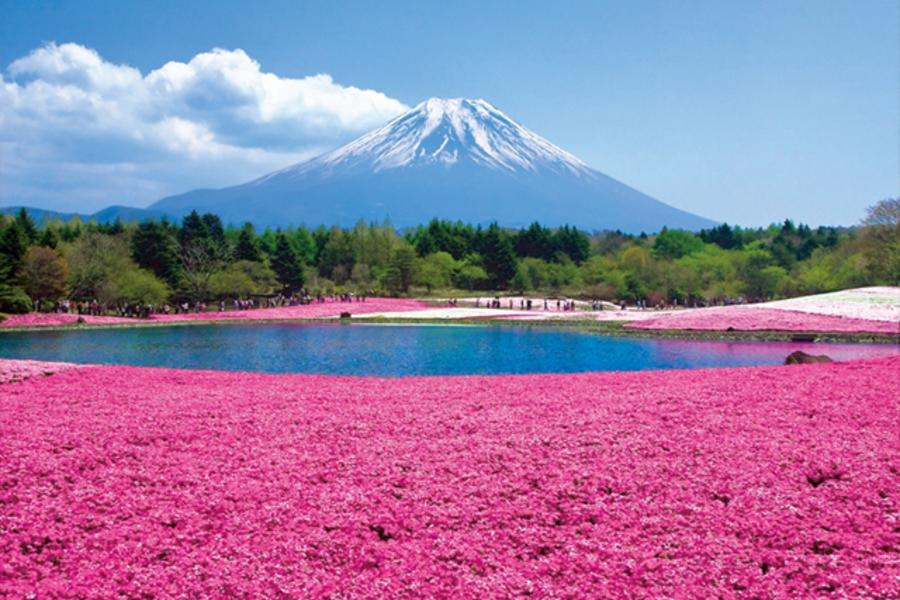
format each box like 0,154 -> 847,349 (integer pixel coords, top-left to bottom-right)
0,43 -> 408,212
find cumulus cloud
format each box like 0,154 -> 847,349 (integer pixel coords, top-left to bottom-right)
0,42 -> 408,212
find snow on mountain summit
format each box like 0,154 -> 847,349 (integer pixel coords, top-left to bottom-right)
151,97 -> 717,232
264,97 -> 594,181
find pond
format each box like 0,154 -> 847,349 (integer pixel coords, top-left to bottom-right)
0,323 -> 896,376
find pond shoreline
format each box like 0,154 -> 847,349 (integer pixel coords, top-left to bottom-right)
1,313 -> 897,345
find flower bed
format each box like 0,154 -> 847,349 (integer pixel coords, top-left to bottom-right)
0,298 -> 429,329
763,286 -> 900,322
0,359 -> 79,384
1,357 -> 898,597
149,298 -> 428,323
626,306 -> 899,334
0,313 -> 137,328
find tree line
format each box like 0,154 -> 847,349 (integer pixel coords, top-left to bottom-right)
0,198 -> 897,314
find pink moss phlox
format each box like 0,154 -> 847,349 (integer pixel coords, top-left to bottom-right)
0,298 -> 428,328
1,357 -> 899,596
625,306 -> 900,334
0,359 -> 79,384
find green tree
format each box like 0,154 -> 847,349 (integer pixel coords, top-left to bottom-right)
411,219 -> 474,259
176,212 -> 230,300
65,232 -> 169,305
414,251 -> 457,292
479,223 -> 517,289
21,246 -> 69,304
39,227 -> 59,249
210,260 -> 279,298
291,227 -> 318,264
271,232 -> 305,293
15,208 -> 38,244
700,223 -> 741,249
860,198 -> 900,284
514,222 -> 554,260
318,228 -> 356,283
132,220 -> 181,287
0,284 -> 32,314
0,221 -> 28,283
384,246 -> 416,294
65,232 -> 131,301
112,269 -> 170,305
652,227 -> 704,259
740,248 -> 784,299
178,210 -> 208,247
553,225 -> 591,263
234,223 -> 262,262
518,257 -> 551,290
452,256 -> 488,290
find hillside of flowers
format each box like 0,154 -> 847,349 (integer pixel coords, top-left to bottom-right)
1,357 -> 898,597
762,286 -> 899,322
625,306 -> 899,334
0,298 -> 428,328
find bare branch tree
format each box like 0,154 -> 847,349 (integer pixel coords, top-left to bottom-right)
862,198 -> 900,228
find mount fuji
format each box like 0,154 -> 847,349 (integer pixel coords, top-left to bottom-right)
149,98 -> 716,232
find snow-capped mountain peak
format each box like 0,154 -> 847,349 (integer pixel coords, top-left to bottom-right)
152,96 -> 716,232
267,97 -> 594,180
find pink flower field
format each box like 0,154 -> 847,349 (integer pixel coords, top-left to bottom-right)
0,298 -> 429,329
0,360 -> 80,385
626,306 -> 900,335
147,298 -> 428,323
1,357 -> 899,597
0,313 -> 137,328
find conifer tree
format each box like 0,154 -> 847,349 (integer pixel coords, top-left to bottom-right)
234,223 -> 262,262
271,232 -> 304,293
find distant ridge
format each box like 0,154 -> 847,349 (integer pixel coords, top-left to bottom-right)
0,205 -> 165,224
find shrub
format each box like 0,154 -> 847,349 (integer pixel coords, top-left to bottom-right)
0,284 -> 33,314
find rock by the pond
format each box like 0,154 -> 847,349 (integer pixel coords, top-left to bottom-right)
785,351 -> 833,365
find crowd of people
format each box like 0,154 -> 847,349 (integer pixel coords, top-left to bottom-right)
46,289 -> 376,320
463,296 -> 751,312
45,292 -> 751,321
472,297 -> 581,311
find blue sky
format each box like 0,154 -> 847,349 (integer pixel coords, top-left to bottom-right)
1,0 -> 897,226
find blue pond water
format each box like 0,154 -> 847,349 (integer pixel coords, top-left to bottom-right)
0,323 -> 896,376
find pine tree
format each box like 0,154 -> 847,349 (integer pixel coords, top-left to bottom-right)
104,218 -> 124,235
479,223 -> 517,289
234,223 -> 262,262
553,225 -> 591,263
0,221 -> 28,283
271,232 -> 304,293
39,227 -> 59,249
15,208 -> 37,244
201,213 -> 229,259
132,220 -> 181,287
514,221 -> 554,260
178,210 -> 208,247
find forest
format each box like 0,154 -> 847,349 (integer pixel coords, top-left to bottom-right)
0,199 -> 897,314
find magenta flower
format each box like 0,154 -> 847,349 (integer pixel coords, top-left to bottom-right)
1,298 -> 428,329
1,356 -> 898,596
626,307 -> 899,334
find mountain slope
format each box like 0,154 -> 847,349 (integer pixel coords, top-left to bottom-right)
151,98 -> 715,232
0,205 -> 163,224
